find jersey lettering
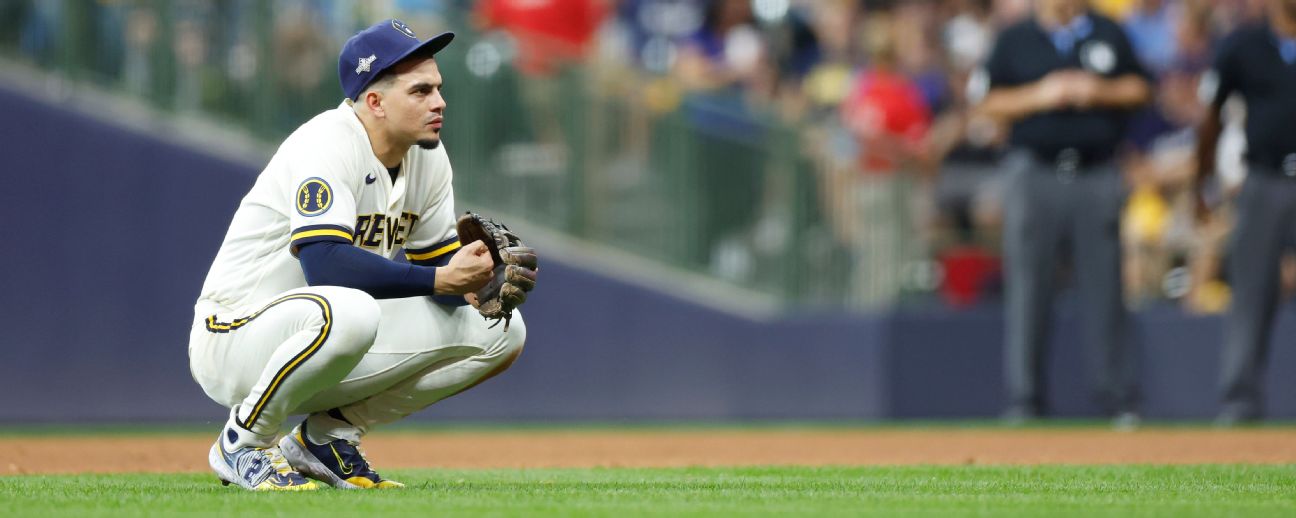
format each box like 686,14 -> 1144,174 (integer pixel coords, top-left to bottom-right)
362,216 -> 385,247
352,212 -> 419,250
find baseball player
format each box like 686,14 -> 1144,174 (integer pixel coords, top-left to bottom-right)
971,0 -> 1150,422
1196,0 -> 1296,425
189,19 -> 535,491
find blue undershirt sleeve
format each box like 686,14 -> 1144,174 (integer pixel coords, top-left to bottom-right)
297,241 -> 438,299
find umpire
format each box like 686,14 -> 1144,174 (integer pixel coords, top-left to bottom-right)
971,0 -> 1151,421
1196,0 -> 1296,425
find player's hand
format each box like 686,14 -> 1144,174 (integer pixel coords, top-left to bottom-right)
436,240 -> 495,295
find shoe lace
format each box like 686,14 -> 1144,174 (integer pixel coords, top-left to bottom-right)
263,447 -> 295,476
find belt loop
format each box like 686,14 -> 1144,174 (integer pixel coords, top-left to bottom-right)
1283,153 -> 1296,177
1056,147 -> 1080,184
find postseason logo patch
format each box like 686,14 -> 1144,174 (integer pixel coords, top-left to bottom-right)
296,177 -> 333,216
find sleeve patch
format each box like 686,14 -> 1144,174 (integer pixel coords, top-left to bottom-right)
296,177 -> 334,216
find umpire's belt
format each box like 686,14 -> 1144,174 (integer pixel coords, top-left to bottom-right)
1246,152 -> 1296,178
1026,147 -> 1114,169
1023,147 -> 1113,182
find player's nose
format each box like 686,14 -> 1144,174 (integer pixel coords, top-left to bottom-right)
430,89 -> 446,112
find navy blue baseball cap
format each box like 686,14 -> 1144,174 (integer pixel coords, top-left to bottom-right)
339,19 -> 454,101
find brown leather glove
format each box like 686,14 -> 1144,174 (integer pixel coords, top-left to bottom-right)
456,212 -> 537,331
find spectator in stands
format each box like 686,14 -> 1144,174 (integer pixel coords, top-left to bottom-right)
671,0 -> 774,271
674,0 -> 773,97
476,0 -> 610,76
825,12 -> 933,308
929,0 -> 1007,308
1120,1 -> 1212,306
473,0 -> 612,175
122,5 -> 158,97
271,6 -> 331,131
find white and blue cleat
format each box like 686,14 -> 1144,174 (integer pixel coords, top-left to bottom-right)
209,428 -> 319,491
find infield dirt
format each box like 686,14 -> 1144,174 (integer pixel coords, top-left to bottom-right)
5,428 -> 1296,475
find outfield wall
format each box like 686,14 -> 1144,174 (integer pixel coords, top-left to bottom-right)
5,83 -> 1296,423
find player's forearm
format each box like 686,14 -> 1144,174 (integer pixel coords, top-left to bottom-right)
1195,108 -> 1223,182
298,241 -> 437,299
1086,74 -> 1151,109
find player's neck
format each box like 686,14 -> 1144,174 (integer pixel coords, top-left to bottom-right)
369,135 -> 407,169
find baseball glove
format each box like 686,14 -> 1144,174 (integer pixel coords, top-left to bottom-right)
456,212 -> 537,331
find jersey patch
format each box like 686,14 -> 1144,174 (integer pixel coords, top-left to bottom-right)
1079,41 -> 1116,75
296,177 -> 334,216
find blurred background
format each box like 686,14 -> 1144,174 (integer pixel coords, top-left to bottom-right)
2,0 -> 1296,424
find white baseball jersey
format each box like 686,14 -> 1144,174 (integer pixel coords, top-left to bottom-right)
197,101 -> 462,310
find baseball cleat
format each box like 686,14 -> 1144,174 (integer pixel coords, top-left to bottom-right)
279,421 -> 404,489
208,436 -> 318,491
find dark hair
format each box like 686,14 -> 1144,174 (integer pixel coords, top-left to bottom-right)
360,69 -> 398,99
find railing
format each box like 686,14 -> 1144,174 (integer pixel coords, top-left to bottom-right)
1,1 -> 934,310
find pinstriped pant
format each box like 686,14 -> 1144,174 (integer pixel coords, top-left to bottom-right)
189,286 -> 525,446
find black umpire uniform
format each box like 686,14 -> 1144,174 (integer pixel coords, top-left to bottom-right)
1197,10 -> 1296,424
975,6 -> 1151,419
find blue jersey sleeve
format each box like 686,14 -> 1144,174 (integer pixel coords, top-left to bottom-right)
297,241 -> 438,299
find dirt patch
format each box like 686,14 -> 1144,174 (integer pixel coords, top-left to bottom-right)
5,428 -> 1296,475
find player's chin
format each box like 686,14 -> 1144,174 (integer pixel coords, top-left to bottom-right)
416,136 -> 441,150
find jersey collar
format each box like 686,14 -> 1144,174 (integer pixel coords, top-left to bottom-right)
1269,26 -> 1296,65
1042,13 -> 1093,55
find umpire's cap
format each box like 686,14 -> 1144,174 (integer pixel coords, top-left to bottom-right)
339,19 -> 454,101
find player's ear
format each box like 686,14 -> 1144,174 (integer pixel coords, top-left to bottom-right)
364,90 -> 385,118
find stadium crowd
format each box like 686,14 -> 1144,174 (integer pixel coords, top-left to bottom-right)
469,0 -> 1265,313
602,0 -> 1259,313
0,0 -> 1278,312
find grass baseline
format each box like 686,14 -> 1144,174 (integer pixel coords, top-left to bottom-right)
2,465 -> 1295,517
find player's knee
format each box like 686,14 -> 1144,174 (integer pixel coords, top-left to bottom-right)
315,287 -> 381,356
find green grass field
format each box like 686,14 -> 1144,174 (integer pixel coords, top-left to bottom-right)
4,465 -> 1294,517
